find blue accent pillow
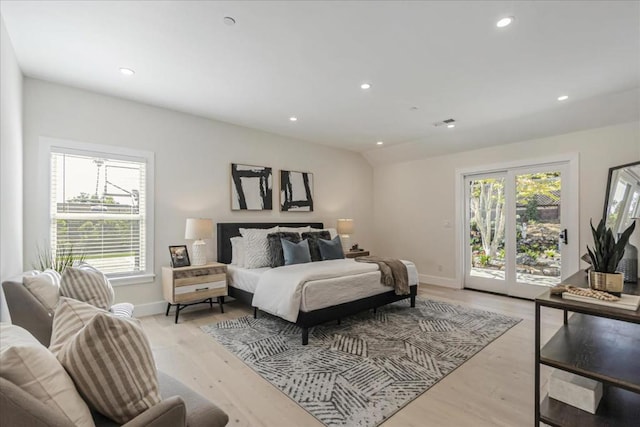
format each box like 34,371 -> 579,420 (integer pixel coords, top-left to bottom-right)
301,230 -> 331,262
267,232 -> 301,267
281,238 -> 312,266
317,236 -> 345,260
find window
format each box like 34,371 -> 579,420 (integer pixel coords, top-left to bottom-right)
48,140 -> 154,283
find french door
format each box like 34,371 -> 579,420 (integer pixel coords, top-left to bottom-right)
464,163 -> 578,299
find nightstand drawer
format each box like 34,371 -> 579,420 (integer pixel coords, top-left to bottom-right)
174,280 -> 226,295
175,273 -> 226,287
174,286 -> 226,303
174,265 -> 225,279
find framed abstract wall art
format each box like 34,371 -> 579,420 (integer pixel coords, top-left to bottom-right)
231,163 -> 273,210
280,170 -> 314,212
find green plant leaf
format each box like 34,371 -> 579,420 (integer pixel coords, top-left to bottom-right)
588,218 -> 637,273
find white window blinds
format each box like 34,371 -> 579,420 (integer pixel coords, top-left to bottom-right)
50,150 -> 148,277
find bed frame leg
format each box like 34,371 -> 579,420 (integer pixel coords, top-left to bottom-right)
410,295 -> 416,308
253,307 -> 258,318
302,327 -> 309,345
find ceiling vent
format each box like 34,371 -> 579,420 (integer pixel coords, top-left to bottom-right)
433,118 -> 456,127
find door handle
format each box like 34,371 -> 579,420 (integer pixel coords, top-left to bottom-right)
559,229 -> 568,245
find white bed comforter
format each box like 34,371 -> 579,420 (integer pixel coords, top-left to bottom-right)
252,259 -> 380,322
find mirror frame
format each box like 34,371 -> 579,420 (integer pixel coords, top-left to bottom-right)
603,160 -> 640,234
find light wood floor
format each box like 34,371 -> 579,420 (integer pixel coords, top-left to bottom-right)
141,285 -> 564,426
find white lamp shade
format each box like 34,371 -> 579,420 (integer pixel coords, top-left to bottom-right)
185,218 -> 213,240
337,219 -> 354,235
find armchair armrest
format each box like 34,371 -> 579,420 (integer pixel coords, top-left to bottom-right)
2,279 -> 53,346
121,396 -> 186,427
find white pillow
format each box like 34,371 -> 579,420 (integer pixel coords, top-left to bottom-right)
23,269 -> 62,313
278,226 -> 312,234
230,236 -> 246,267
0,323 -> 94,427
239,227 -> 278,269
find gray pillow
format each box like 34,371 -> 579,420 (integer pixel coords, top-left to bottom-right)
267,232 -> 301,267
301,230 -> 331,262
318,236 -> 345,260
282,239 -> 312,265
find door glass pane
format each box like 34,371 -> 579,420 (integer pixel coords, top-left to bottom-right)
515,172 -> 561,286
469,177 -> 506,281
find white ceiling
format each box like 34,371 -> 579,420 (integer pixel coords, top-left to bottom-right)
1,1 -> 639,160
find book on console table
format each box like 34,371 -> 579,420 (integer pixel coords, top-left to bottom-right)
562,292 -> 640,311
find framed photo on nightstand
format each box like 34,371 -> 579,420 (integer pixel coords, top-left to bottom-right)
169,245 -> 190,267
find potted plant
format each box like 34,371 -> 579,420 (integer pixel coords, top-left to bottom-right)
33,244 -> 85,274
586,218 -> 636,296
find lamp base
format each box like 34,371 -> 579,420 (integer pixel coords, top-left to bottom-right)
191,240 -> 207,266
340,235 -> 351,253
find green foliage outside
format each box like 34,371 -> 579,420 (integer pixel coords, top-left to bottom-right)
470,172 -> 562,269
54,192 -> 140,264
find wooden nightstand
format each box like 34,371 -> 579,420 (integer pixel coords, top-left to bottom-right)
345,250 -> 370,259
162,262 -> 227,323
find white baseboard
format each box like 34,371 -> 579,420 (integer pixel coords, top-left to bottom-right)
419,274 -> 462,289
134,300 -> 167,317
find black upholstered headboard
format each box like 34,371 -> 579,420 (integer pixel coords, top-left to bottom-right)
217,222 -> 324,264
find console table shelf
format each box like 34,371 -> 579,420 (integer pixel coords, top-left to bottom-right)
534,271 -> 640,426
540,386 -> 640,427
540,315 -> 640,393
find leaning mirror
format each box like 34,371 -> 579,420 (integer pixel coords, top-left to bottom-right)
603,161 -> 640,234
603,160 -> 640,282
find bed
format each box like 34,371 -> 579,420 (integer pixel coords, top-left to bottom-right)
217,222 -> 418,345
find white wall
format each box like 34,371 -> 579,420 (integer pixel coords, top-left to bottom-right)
373,121 -> 640,287
0,16 -> 24,322
23,78 -> 373,313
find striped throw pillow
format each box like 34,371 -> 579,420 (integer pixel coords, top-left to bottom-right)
60,265 -> 114,310
0,324 -> 95,427
49,297 -> 106,355
57,312 -> 161,424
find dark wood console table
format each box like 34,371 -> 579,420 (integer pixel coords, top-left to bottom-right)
534,271 -> 640,426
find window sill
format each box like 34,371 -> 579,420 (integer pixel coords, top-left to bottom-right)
108,273 -> 156,287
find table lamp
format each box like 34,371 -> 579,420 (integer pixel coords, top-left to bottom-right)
185,218 -> 213,266
337,218 -> 354,251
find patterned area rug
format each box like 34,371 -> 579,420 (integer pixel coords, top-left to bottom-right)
201,298 -> 520,427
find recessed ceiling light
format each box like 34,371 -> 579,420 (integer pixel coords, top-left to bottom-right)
557,95 -> 569,101
376,141 -> 384,145
447,124 -> 456,128
223,16 -> 236,26
119,67 -> 135,76
360,83 -> 371,90
496,16 -> 514,28
289,116 -> 298,122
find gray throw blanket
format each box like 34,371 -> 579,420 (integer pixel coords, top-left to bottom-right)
354,256 -> 409,295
